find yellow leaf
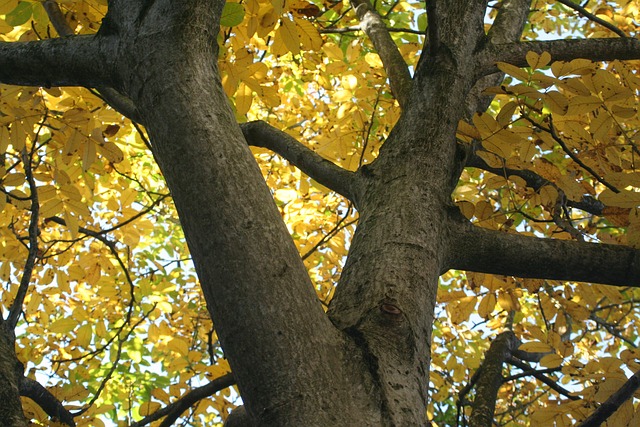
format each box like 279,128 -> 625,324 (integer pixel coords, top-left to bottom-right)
151,388 -> 170,403
50,317 -> 77,334
64,210 -> 79,238
274,188 -> 298,203
76,324 -> 93,347
540,353 -> 563,368
497,290 -> 519,311
364,52 -> 383,68
40,198 -> 63,218
595,284 -> 623,303
496,101 -> 518,127
295,16 -> 321,51
96,140 -> 124,163
526,51 -> 551,70
519,140 -> 537,163
589,112 -> 613,142
566,95 -> 601,116
478,293 -> 496,318
37,185 -> 57,201
280,16 -> 300,56
25,293 -> 41,317
448,296 -> 477,324
0,0 -> 18,15
551,58 -> 595,77
139,401 -> 161,416
0,126 -> 9,154
167,337 -> 190,356
2,172 -> 25,187
539,185 -> 558,208
456,119 -> 480,141
474,200 -> 493,221
476,150 -> 503,168
518,341 -> 553,353
341,75 -> 358,90
599,188 -> 640,208
456,201 -> 474,219
544,91 -> 568,115
82,138 -> 96,171
235,82 -> 253,116
472,112 -> 500,136
496,62 -> 530,82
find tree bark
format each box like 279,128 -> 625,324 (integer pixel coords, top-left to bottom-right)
0,323 -> 27,427
2,1 -> 640,425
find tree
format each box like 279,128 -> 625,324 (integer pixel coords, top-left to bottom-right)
1,0 -> 640,425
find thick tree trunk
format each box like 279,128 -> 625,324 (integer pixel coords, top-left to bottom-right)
0,323 -> 27,427
3,0 -> 640,425
105,1 -> 384,424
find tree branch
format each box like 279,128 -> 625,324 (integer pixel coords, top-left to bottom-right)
8,128 -> 42,329
506,357 -> 579,400
41,1 -> 142,122
555,0 -> 627,38
578,368 -> 640,427
465,147 -> 605,216
131,374 -> 235,427
320,26 -> 425,35
0,36 -> 110,88
240,121 -> 359,201
487,0 -> 531,44
448,218 -> 640,287
20,377 -> 75,427
468,331 -> 519,427
42,0 -> 73,37
0,323 -> 27,427
464,0 -> 530,117
486,38 -> 640,74
349,0 -> 412,108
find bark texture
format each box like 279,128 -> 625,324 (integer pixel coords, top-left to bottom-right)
0,323 -> 27,427
1,1 -> 640,425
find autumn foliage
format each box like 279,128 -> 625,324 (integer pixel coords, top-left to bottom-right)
2,0 -> 640,426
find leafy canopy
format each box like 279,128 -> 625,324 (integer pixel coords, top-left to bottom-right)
1,0 -> 640,425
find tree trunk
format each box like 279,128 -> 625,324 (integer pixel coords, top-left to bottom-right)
0,322 -> 27,427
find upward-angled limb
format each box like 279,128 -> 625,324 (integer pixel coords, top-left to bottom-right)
240,121 -> 359,201
447,215 -> 640,287
464,0 -> 530,117
349,0 -> 412,108
486,0 -> 531,44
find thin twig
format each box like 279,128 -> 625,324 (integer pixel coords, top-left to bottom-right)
130,374 -> 236,427
320,26 -> 425,35
556,0 -> 627,38
7,118 -> 46,329
526,116 -> 620,193
507,357 -> 579,400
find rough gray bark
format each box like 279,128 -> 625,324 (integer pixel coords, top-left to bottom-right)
0,323 -> 27,427
468,332 -> 520,427
2,0 -> 640,425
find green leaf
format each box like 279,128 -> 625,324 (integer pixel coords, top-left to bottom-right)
5,1 -> 32,27
220,2 -> 245,27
